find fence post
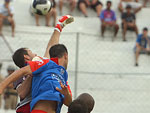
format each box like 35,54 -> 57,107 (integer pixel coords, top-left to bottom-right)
74,32 -> 79,99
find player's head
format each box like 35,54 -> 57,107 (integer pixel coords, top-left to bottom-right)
106,1 -> 112,9
12,48 -> 37,68
68,99 -> 88,113
49,44 -> 68,69
76,93 -> 95,113
126,5 -> 132,13
143,27 -> 148,36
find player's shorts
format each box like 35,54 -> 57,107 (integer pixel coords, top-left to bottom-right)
122,2 -> 142,9
16,103 -> 30,113
31,110 -> 47,113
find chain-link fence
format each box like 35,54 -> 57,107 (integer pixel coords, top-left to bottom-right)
0,30 -> 150,113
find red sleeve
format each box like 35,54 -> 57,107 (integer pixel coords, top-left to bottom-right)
27,59 -> 50,73
67,82 -> 72,97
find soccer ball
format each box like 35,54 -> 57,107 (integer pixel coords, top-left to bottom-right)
31,0 -> 52,15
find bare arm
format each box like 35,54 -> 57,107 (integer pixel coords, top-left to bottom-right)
44,30 -> 60,58
0,65 -> 32,95
16,75 -> 32,100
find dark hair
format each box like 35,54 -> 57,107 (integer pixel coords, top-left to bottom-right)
68,99 -> 88,113
143,27 -> 148,31
107,1 -> 112,4
49,44 -> 68,58
77,93 -> 95,113
12,48 -> 28,68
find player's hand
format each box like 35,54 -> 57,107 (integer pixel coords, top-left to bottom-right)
56,81 -> 70,96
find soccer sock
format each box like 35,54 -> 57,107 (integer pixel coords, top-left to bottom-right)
54,23 -> 63,32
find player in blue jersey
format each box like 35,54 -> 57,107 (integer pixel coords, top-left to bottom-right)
0,44 -> 72,113
0,15 -> 74,113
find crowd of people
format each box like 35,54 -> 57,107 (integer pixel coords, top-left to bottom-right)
0,0 -> 149,38
98,0 -> 150,66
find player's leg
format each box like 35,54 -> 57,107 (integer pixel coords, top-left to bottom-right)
7,16 -> 15,37
44,15 -> 74,58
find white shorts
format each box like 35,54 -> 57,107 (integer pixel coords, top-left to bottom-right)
122,2 -> 142,9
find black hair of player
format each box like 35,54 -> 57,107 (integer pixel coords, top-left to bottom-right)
49,44 -> 68,58
12,48 -> 28,68
68,99 -> 88,113
77,93 -> 95,113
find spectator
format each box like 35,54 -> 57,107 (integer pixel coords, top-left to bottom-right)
0,0 -> 15,37
59,0 -> 76,15
118,0 -> 142,13
35,0 -> 57,26
0,63 -> 3,108
135,27 -> 150,66
100,1 -> 119,38
78,0 -> 103,17
121,5 -> 138,41
143,0 -> 150,7
4,65 -> 18,110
